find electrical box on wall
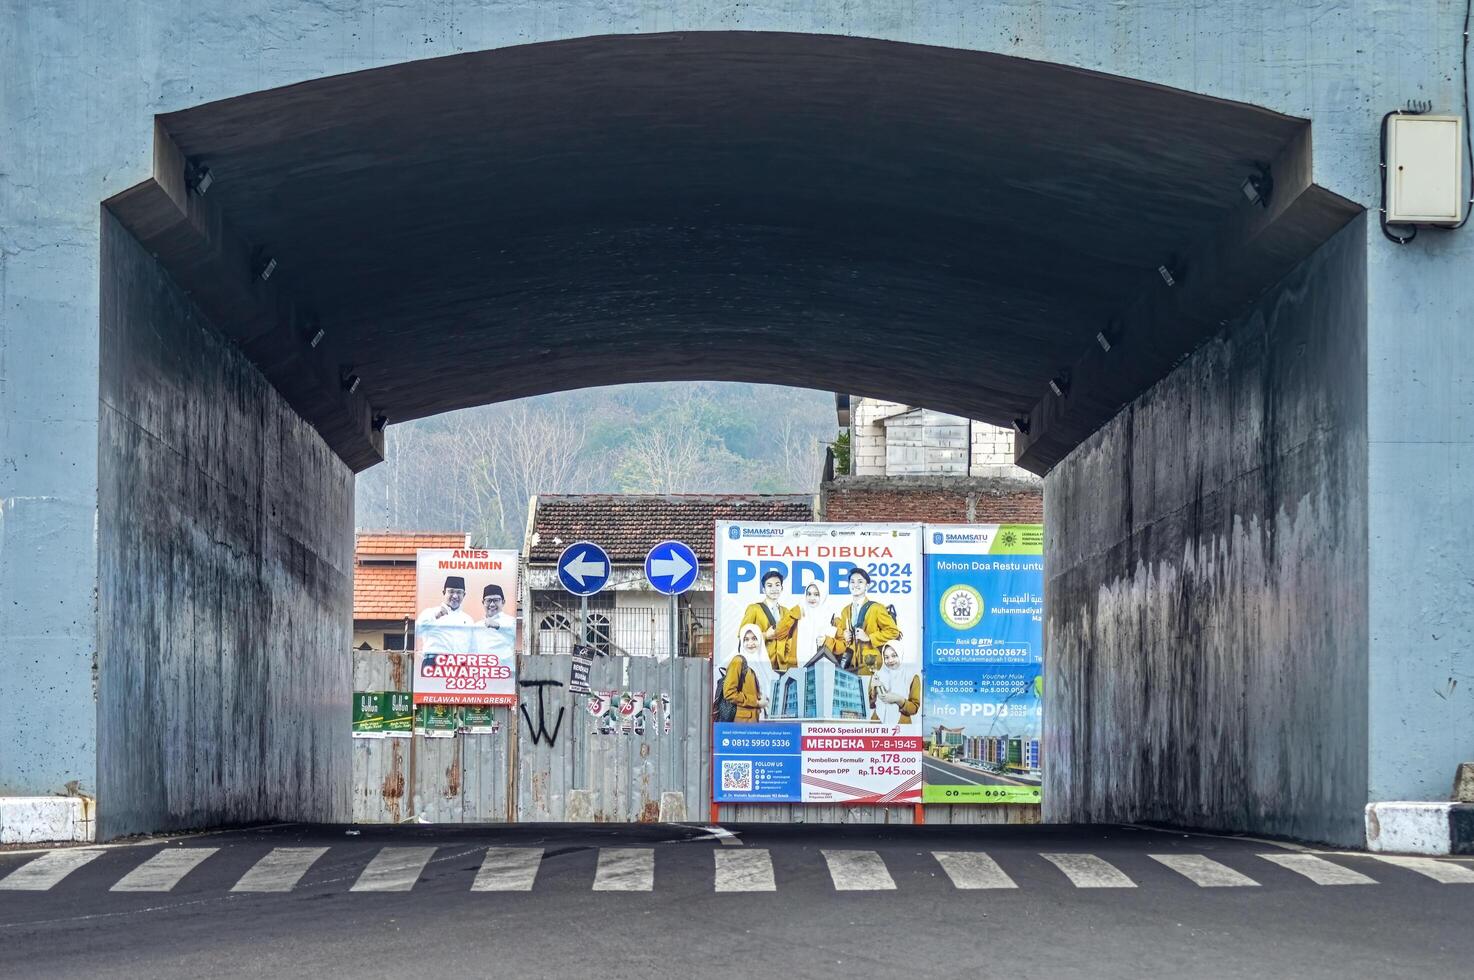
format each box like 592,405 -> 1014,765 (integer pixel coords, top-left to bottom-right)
1385,114 -> 1466,225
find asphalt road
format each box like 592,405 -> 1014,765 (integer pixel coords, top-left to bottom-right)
2,823 -> 1471,979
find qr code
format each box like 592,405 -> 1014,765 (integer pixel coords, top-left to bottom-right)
721,760 -> 753,792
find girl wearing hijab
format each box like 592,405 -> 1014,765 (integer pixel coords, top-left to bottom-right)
869,642 -> 921,726
777,581 -> 833,671
722,624 -> 775,722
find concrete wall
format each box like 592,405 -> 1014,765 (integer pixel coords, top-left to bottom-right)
1044,217 -> 1370,845
822,475 -> 1043,525
96,212 -> 353,838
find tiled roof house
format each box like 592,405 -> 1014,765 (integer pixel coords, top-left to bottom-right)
353,530 -> 469,647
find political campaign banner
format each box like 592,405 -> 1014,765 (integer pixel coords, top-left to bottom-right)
713,522 -> 924,804
413,547 -> 519,706
921,524 -> 1044,804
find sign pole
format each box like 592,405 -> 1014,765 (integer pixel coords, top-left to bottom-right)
642,539 -> 700,815
668,591 -> 678,786
574,593 -> 588,790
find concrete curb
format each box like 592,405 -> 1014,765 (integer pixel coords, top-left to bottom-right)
0,796 -> 96,844
1366,802 -> 1474,855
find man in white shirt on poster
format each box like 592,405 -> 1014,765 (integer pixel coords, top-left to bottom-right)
416,575 -> 475,653
473,583 -> 516,658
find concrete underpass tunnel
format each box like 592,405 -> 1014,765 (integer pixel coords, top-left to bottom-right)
97,32 -> 1366,840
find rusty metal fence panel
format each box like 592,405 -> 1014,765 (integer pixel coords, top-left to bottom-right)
515,654 -> 710,822
351,649 -> 513,824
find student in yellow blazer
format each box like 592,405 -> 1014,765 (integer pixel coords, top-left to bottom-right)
869,643 -> 921,726
825,567 -> 901,676
721,625 -> 773,722
738,569 -> 792,672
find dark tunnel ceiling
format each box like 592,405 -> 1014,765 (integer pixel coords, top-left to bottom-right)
155,31 -> 1311,444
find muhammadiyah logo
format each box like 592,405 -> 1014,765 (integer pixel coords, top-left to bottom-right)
940,584 -> 984,630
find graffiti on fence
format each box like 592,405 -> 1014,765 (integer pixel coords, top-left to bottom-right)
518,679 -> 567,747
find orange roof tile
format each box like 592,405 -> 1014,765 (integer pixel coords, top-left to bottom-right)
356,530 -> 469,557
353,530 -> 469,619
353,563 -> 417,620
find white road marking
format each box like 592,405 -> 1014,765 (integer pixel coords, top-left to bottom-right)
593,848 -> 654,891
1258,852 -> 1376,885
110,848 -> 218,892
1150,853 -> 1259,887
0,849 -> 105,890
707,825 -> 743,846
349,847 -> 437,892
933,851 -> 1018,889
1041,853 -> 1136,888
822,849 -> 896,891
1371,855 -> 1474,884
472,848 -> 543,891
714,848 -> 775,891
231,847 -> 328,892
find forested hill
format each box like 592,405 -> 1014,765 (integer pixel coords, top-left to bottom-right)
355,382 -> 834,549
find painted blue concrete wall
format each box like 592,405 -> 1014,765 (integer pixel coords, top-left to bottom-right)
2,2 -> 1469,821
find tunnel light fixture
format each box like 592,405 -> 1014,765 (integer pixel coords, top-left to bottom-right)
256,256 -> 277,282
1157,265 -> 1176,287
372,413 -> 388,432
308,322 -> 325,348
187,163 -> 213,196
342,371 -> 361,394
1096,330 -> 1114,352
1012,416 -> 1031,435
1048,373 -> 1070,399
1240,162 -> 1273,208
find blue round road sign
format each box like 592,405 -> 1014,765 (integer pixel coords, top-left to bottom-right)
556,541 -> 611,596
644,540 -> 700,596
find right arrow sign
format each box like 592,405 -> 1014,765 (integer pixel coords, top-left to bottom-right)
644,540 -> 699,596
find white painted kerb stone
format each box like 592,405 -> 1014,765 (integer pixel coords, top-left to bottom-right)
0,796 -> 96,844
1365,802 -> 1474,855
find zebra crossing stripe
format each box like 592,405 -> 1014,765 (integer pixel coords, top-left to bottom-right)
714,848 -> 775,892
232,847 -> 329,892
933,851 -> 1017,889
593,848 -> 654,891
472,848 -> 543,892
1257,853 -> 1376,885
0,849 -> 105,890
1371,855 -> 1474,884
111,848 -> 218,892
350,847 -> 437,892
1041,853 -> 1136,888
822,850 -> 896,891
1150,854 -> 1258,887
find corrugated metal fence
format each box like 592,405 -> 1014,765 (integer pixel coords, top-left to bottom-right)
352,650 -> 1039,826
352,651 -> 707,823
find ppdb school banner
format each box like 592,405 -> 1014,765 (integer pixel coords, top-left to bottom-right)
922,525 -> 1044,804
413,548 -> 519,706
712,522 -> 924,804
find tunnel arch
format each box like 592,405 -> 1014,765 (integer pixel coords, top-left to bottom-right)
104,31 -> 1358,474
91,29 -> 1386,843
